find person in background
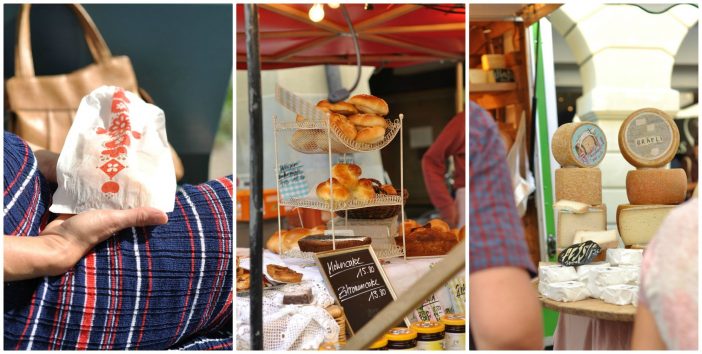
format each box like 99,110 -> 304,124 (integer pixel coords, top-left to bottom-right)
631,198 -> 698,350
422,111 -> 465,228
468,101 -> 543,349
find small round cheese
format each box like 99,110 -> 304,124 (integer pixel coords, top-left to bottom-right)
619,108 -> 679,168
552,122 -> 607,168
626,168 -> 687,205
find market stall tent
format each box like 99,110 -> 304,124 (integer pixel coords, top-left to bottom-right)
236,4 -> 464,69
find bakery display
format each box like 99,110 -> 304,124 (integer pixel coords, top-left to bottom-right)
297,235 -> 372,253
394,218 -> 461,257
267,264 -> 303,283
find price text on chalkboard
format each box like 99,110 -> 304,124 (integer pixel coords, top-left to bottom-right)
315,245 -> 407,335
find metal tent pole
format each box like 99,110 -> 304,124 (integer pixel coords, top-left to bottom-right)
245,3 -> 264,350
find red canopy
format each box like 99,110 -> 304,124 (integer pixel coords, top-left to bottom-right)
236,4 -> 465,70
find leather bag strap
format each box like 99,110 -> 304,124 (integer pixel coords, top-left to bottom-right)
14,4 -> 112,78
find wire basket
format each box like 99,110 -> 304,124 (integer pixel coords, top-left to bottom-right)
278,118 -> 402,154
336,189 -> 409,219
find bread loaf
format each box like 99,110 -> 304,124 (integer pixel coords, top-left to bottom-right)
348,94 -> 389,116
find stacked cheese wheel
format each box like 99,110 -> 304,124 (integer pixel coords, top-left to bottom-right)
617,108 -> 685,246
551,122 -> 615,258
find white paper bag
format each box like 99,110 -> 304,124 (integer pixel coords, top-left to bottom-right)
50,86 -> 176,214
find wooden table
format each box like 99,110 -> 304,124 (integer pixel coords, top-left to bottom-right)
539,294 -> 636,322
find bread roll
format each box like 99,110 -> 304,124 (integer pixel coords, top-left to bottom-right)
355,126 -> 385,144
296,114 -> 306,122
398,219 -> 420,236
316,178 -> 351,202
381,184 -> 398,195
332,163 -> 362,189
329,113 -> 357,140
317,99 -> 359,115
348,94 -> 389,116
348,114 -> 388,128
266,228 -> 314,254
352,178 -> 376,201
428,219 -> 450,232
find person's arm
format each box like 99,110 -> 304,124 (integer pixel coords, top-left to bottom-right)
631,303 -> 667,349
4,207 -> 167,281
470,267 -> 544,349
422,114 -> 464,227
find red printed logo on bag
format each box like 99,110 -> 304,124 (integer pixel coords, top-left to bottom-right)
96,88 -> 141,195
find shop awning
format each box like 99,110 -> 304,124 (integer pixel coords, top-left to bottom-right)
236,4 -> 465,70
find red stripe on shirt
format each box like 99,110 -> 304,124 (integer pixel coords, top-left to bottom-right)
76,253 -> 97,349
170,198 -> 196,344
4,142 -> 29,196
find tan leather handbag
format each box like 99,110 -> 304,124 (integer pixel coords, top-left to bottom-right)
6,4 -> 184,179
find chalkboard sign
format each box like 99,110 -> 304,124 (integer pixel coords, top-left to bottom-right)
315,245 -> 408,335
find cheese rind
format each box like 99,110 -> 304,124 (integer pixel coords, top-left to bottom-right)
616,204 -> 675,246
575,262 -> 610,282
626,168 -> 687,205
606,248 -> 644,266
539,265 -> 578,284
554,200 -> 590,213
601,284 -> 639,306
555,168 -> 602,205
557,205 -> 607,249
541,281 -> 590,302
587,267 -> 638,298
619,108 -> 679,168
552,122 -> 607,168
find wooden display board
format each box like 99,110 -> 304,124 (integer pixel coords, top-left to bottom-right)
315,245 -> 409,335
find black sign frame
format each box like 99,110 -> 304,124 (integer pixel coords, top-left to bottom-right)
315,244 -> 409,335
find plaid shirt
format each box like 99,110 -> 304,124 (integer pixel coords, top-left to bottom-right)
469,102 -> 535,274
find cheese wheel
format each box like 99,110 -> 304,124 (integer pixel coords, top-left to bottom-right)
552,122 -> 607,167
619,108 -> 679,168
616,204 -> 675,246
626,168 -> 687,204
555,168 -> 602,205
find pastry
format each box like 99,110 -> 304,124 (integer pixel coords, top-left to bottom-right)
267,264 -> 303,283
316,178 -> 351,202
352,178 -> 376,201
348,94 -> 389,116
295,114 -> 306,122
266,228 -> 316,254
348,113 -> 388,128
331,163 -> 362,189
396,227 -> 458,257
427,219 -> 450,233
398,219 -> 420,236
355,126 -> 386,144
317,99 -> 359,115
297,235 -> 372,253
329,113 -> 357,140
381,184 -> 398,195
458,226 -> 465,242
236,272 -> 250,291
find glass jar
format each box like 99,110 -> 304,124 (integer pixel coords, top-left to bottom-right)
368,335 -> 388,350
386,327 -> 417,350
411,321 -> 445,350
440,313 -> 466,350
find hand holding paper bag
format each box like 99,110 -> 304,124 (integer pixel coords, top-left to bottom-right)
50,86 -> 176,214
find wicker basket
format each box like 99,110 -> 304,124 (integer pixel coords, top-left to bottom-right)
326,305 -> 347,344
336,189 -> 409,219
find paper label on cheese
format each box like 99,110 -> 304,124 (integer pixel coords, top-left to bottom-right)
624,111 -> 674,161
571,124 -> 606,166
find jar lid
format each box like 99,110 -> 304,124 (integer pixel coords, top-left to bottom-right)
368,335 -> 388,349
410,321 -> 445,334
386,327 -> 417,341
440,313 -> 466,326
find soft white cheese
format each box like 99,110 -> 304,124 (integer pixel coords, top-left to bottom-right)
539,265 -> 578,284
601,284 -> 639,306
542,281 -> 590,302
606,248 -> 643,266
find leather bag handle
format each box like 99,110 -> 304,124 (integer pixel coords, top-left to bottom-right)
14,4 -> 112,78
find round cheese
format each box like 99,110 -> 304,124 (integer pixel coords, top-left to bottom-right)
555,167 -> 602,205
626,168 -> 687,205
619,108 -> 679,168
552,122 -> 607,168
